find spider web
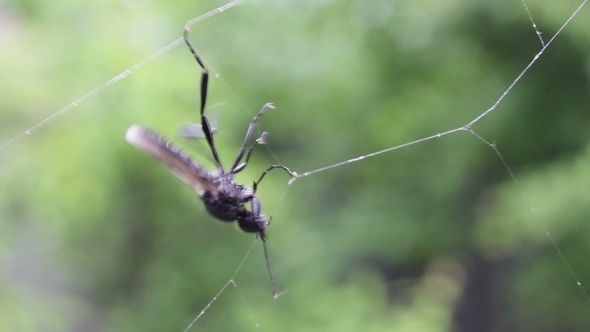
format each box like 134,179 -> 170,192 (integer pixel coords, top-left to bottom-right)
1,0 -> 589,331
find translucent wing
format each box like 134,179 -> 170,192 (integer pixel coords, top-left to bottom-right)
177,122 -> 211,138
177,102 -> 224,139
126,125 -> 218,195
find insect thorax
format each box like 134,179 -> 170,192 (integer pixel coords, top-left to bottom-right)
201,175 -> 251,222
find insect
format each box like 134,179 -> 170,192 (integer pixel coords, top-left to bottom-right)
125,27 -> 296,297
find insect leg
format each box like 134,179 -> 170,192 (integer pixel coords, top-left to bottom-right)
253,165 -> 297,192
262,237 -> 280,298
183,27 -> 223,169
230,103 -> 275,173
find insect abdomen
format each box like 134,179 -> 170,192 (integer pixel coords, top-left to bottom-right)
201,191 -> 242,222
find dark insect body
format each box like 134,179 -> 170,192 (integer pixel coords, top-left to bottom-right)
125,27 -> 296,297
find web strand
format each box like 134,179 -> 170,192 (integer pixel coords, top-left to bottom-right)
182,239 -> 259,332
468,0 -> 587,126
2,0 -> 588,329
207,0 -> 590,295
290,0 -> 588,181
0,0 -> 248,152
468,129 -> 590,302
521,0 -> 546,47
280,0 -> 590,304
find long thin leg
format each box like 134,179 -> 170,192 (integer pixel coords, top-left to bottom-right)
230,103 -> 275,173
261,236 -> 280,298
253,165 -> 297,192
183,27 -> 223,169
231,132 -> 268,174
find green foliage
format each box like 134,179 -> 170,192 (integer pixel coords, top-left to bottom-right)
1,0 -> 590,331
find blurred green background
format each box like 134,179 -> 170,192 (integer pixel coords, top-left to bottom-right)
1,0 -> 590,331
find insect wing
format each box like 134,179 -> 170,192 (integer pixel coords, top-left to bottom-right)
177,122 -> 210,139
177,102 -> 223,139
126,125 -> 218,195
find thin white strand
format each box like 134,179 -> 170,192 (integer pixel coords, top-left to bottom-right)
0,0 -> 248,152
521,0 -> 546,47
